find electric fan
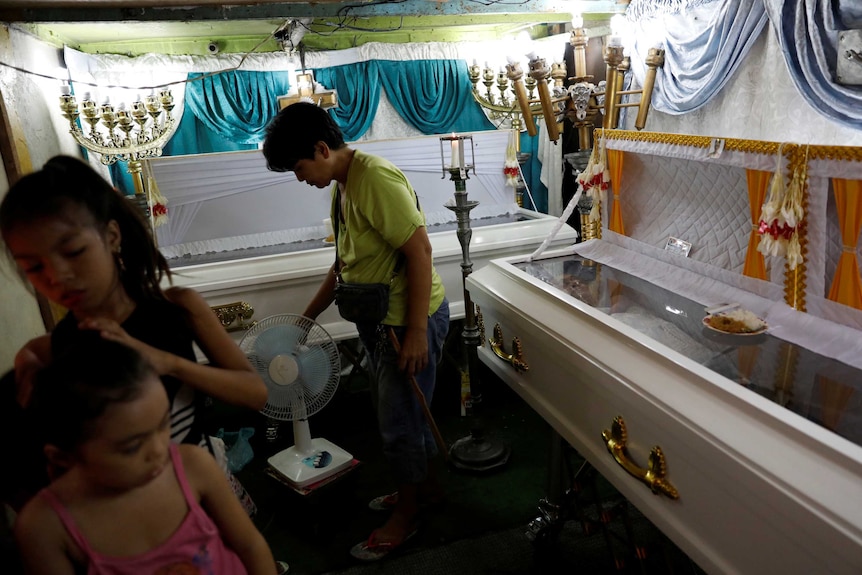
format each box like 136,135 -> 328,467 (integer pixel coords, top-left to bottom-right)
240,314 -> 353,488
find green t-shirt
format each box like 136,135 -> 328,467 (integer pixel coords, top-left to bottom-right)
333,149 -> 445,325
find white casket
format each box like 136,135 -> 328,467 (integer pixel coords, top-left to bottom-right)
466,131 -> 862,574
146,130 -> 577,340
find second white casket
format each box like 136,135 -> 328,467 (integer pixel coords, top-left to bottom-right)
148,131 -> 577,340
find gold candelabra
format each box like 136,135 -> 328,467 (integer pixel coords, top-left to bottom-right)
468,19 -> 665,151
468,57 -> 569,143
58,87 -> 176,219
600,43 -> 665,131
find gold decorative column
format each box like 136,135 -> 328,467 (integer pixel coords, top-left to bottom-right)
602,44 -> 625,129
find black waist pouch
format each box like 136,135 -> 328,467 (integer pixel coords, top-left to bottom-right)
334,281 -> 390,324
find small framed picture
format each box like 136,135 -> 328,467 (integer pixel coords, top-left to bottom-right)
665,236 -> 692,257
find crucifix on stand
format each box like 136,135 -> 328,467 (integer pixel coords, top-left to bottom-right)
439,134 -> 511,472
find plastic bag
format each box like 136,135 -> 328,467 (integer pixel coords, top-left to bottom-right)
215,427 -> 255,473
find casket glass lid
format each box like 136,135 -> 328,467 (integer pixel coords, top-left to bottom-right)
515,254 -> 862,449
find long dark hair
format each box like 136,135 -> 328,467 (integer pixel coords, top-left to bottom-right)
28,333 -> 157,452
0,155 -> 171,302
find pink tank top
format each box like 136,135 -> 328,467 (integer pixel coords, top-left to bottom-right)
40,444 -> 247,575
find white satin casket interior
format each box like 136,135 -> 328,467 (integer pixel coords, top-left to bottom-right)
466,132 -> 862,574
147,130 -> 577,340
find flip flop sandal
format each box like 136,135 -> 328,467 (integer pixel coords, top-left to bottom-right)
349,527 -> 418,562
368,491 -> 447,512
368,491 -> 399,511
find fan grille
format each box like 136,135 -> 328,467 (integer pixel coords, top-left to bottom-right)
239,314 -> 340,421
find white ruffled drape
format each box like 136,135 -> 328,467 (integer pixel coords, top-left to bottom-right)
149,130 -> 517,258
537,117 -> 564,216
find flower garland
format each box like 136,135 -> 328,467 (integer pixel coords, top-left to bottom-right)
757,145 -> 806,270
504,130 -> 520,188
147,175 -> 169,228
576,137 -> 610,222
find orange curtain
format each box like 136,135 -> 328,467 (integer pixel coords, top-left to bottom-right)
743,169 -> 770,280
607,149 -> 625,235
817,375 -> 854,431
827,178 -> 862,310
737,346 -> 760,385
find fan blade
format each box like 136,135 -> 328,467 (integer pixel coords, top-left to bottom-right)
250,325 -> 305,363
262,378 -> 304,420
294,345 -> 336,397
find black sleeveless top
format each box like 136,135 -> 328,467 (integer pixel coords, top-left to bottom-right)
51,298 -> 203,444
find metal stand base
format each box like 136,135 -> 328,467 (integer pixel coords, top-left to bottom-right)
448,427 -> 511,472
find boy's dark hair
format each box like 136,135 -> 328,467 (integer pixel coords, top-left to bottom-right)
0,155 -> 171,302
28,333 -> 157,452
263,102 -> 345,172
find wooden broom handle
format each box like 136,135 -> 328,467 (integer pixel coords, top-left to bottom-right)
387,327 -> 449,461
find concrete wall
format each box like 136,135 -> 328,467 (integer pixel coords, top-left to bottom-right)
0,25 -> 76,373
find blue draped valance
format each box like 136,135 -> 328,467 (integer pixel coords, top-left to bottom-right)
628,0 -> 768,115
627,0 -> 862,131
763,0 -> 862,130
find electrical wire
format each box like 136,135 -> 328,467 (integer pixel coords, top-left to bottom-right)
0,20 -> 285,93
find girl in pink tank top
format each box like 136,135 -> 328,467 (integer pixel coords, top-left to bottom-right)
13,336 -> 277,574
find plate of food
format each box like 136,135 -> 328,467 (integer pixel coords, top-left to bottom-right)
702,308 -> 767,336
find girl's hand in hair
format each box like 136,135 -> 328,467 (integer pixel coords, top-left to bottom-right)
78,317 -> 174,375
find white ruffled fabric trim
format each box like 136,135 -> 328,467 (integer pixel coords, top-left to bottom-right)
158,202 -> 521,260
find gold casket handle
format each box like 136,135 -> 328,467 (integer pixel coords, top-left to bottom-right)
602,416 -> 679,500
489,323 -> 529,372
211,301 -> 256,332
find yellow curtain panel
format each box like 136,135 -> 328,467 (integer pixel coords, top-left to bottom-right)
827,178 -> 862,310
743,169 -> 770,280
817,375 -> 854,432
607,149 -> 625,234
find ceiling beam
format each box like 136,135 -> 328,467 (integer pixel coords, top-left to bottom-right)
0,0 -> 625,24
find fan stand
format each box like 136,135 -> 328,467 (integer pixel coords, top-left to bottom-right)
263,347 -> 353,488
267,418 -> 354,488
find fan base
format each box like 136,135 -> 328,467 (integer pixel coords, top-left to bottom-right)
267,438 -> 354,488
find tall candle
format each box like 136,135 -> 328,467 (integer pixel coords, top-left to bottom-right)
450,137 -> 460,169
572,14 -> 583,29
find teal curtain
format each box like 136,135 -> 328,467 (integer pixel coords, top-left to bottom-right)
110,71 -> 285,194
184,70 -> 291,144
519,131 -> 547,213
314,61 -> 381,142
162,108 -> 257,156
377,60 -> 495,134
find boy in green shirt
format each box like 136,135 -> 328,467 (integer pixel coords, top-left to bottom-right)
264,103 -> 449,561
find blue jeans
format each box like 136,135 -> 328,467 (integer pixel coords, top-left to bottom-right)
357,298 -> 450,484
